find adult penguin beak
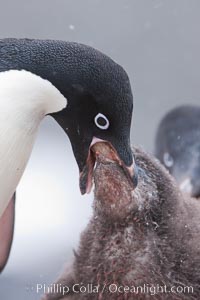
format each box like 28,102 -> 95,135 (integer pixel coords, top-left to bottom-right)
79,137 -> 138,194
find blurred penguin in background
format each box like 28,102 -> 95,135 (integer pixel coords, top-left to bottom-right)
155,105 -> 200,198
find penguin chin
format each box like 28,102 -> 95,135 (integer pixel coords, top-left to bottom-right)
79,141 -> 136,195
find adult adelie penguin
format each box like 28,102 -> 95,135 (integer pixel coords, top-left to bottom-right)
0,39 -> 137,271
155,105 -> 200,197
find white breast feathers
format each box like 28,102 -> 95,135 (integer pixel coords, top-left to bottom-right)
0,70 -> 67,218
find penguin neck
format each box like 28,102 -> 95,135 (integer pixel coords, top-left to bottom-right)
0,70 -> 66,218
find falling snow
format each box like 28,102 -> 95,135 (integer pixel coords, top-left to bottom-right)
69,24 -> 75,30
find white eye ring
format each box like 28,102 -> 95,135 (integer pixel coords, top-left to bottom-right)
163,152 -> 174,167
94,113 -> 110,130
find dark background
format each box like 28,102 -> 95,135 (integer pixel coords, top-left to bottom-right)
0,0 -> 200,299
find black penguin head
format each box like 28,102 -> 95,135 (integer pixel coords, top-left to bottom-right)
0,39 -> 137,194
51,66 -> 136,194
155,105 -> 200,197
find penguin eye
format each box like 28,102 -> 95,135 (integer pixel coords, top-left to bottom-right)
94,113 -> 110,130
163,152 -> 174,168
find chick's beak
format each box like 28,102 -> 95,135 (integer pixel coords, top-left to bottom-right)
79,137 -> 138,195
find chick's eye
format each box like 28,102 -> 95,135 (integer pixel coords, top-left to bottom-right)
94,113 -> 110,130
